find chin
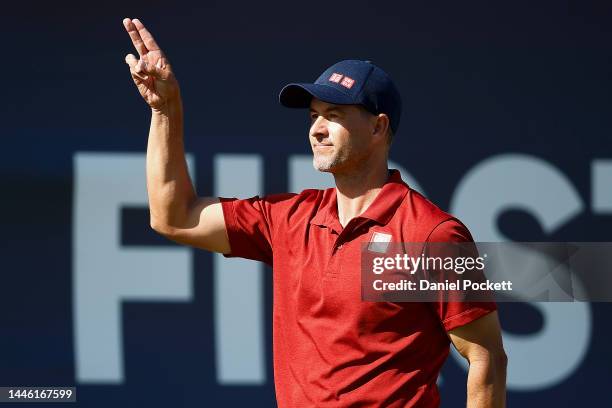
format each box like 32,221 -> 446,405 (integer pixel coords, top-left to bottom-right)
313,156 -> 344,174
313,163 -> 334,173
312,157 -> 336,173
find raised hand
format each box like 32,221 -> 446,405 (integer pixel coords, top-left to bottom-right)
123,18 -> 180,111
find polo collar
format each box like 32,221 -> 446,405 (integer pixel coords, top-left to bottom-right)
310,169 -> 410,232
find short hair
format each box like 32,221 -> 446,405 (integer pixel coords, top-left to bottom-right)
356,106 -> 393,146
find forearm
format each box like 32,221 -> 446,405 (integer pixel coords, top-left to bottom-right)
465,356 -> 507,408
146,98 -> 197,231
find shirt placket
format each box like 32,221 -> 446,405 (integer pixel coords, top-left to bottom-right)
325,218 -> 371,279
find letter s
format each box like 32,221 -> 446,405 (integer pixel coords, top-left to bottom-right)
450,154 -> 590,390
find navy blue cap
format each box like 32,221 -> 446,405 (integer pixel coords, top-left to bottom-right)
279,60 -> 402,134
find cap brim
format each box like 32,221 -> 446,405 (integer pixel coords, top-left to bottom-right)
279,83 -> 355,108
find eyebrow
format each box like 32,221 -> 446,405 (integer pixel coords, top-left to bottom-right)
309,106 -> 343,115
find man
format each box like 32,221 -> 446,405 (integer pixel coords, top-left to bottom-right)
123,17 -> 507,408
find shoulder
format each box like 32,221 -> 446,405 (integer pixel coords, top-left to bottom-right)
263,188 -> 327,209
222,188 -> 330,218
403,188 -> 473,242
289,188 -> 327,203
253,187 -> 331,222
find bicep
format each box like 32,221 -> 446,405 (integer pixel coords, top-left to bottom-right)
159,197 -> 231,254
448,311 -> 505,363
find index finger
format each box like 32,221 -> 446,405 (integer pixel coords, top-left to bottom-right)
132,19 -> 162,53
123,18 -> 148,56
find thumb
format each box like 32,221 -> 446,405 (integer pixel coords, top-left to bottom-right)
125,53 -> 138,68
139,59 -> 169,80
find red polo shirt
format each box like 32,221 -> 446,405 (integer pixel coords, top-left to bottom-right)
220,169 -> 496,407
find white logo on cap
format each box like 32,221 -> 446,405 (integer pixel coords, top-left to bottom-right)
329,73 -> 343,83
340,76 -> 355,89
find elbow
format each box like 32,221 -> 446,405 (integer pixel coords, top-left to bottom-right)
496,349 -> 508,372
150,218 -> 175,237
486,348 -> 508,377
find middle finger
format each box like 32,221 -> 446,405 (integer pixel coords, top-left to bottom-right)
123,18 -> 148,56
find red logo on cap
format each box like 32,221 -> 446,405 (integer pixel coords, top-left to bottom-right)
340,76 -> 355,89
329,73 -> 343,83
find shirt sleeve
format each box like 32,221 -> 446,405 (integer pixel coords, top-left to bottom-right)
220,193 -> 295,266
426,219 -> 498,332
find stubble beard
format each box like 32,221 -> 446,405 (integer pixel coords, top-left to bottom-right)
313,150 -> 343,173
313,156 -> 334,172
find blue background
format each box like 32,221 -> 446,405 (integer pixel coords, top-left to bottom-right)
1,1 -> 611,406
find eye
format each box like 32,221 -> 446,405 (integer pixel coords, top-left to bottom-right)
310,112 -> 319,121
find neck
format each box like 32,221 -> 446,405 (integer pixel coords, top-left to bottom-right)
333,162 -> 389,227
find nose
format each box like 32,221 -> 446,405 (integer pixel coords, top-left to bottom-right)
310,115 -> 329,140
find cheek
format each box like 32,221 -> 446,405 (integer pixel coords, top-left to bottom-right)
327,122 -> 351,145
335,128 -> 372,154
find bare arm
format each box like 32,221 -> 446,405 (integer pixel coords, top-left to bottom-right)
123,18 -> 230,254
448,311 -> 507,408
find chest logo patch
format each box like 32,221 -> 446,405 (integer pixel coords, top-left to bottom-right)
368,232 -> 392,253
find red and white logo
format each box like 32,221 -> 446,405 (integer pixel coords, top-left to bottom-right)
340,76 -> 355,89
329,73 -> 343,83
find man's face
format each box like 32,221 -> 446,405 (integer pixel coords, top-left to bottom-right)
308,98 -> 378,174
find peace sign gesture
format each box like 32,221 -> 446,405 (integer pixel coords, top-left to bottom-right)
123,18 -> 180,111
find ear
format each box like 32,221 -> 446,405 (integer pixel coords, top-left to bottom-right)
373,114 -> 390,140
